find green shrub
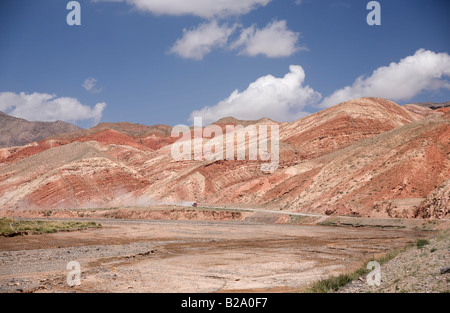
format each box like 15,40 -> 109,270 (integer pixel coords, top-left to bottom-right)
0,218 -> 101,236
416,239 -> 429,249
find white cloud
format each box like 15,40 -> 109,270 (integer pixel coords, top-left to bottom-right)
230,20 -> 303,58
170,19 -> 303,60
320,49 -> 450,108
0,92 -> 107,123
94,1 -> 302,60
170,21 -> 237,60
93,0 -> 271,18
190,65 -> 321,124
83,77 -> 102,93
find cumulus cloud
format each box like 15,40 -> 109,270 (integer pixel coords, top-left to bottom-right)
94,1 -> 303,59
83,77 -> 102,93
0,92 -> 107,123
92,0 -> 271,18
170,21 -> 237,60
230,20 -> 303,58
320,49 -> 450,108
190,65 -> 321,124
171,19 -> 303,59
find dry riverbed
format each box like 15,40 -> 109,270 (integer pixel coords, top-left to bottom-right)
0,213 -> 434,293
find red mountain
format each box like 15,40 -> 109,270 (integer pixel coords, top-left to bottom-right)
0,98 -> 448,218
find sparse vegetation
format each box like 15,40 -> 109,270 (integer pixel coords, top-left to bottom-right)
306,243 -> 412,293
318,219 -> 340,227
289,215 -> 314,224
416,239 -> 430,249
0,218 -> 101,237
435,229 -> 449,242
307,268 -> 369,293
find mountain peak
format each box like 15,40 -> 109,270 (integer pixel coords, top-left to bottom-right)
0,111 -> 82,148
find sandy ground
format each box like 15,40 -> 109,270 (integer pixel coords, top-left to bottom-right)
0,217 -> 429,293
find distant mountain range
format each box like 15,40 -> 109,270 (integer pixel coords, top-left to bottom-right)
0,98 -> 448,219
0,112 -> 81,148
410,101 -> 450,110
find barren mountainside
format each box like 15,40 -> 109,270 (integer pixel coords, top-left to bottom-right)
0,111 -> 82,148
0,98 -> 448,218
410,101 -> 450,110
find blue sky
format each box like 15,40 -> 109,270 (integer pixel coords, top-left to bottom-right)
0,0 -> 449,127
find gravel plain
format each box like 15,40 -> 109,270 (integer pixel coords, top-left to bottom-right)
338,231 -> 450,293
0,217 -> 430,293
